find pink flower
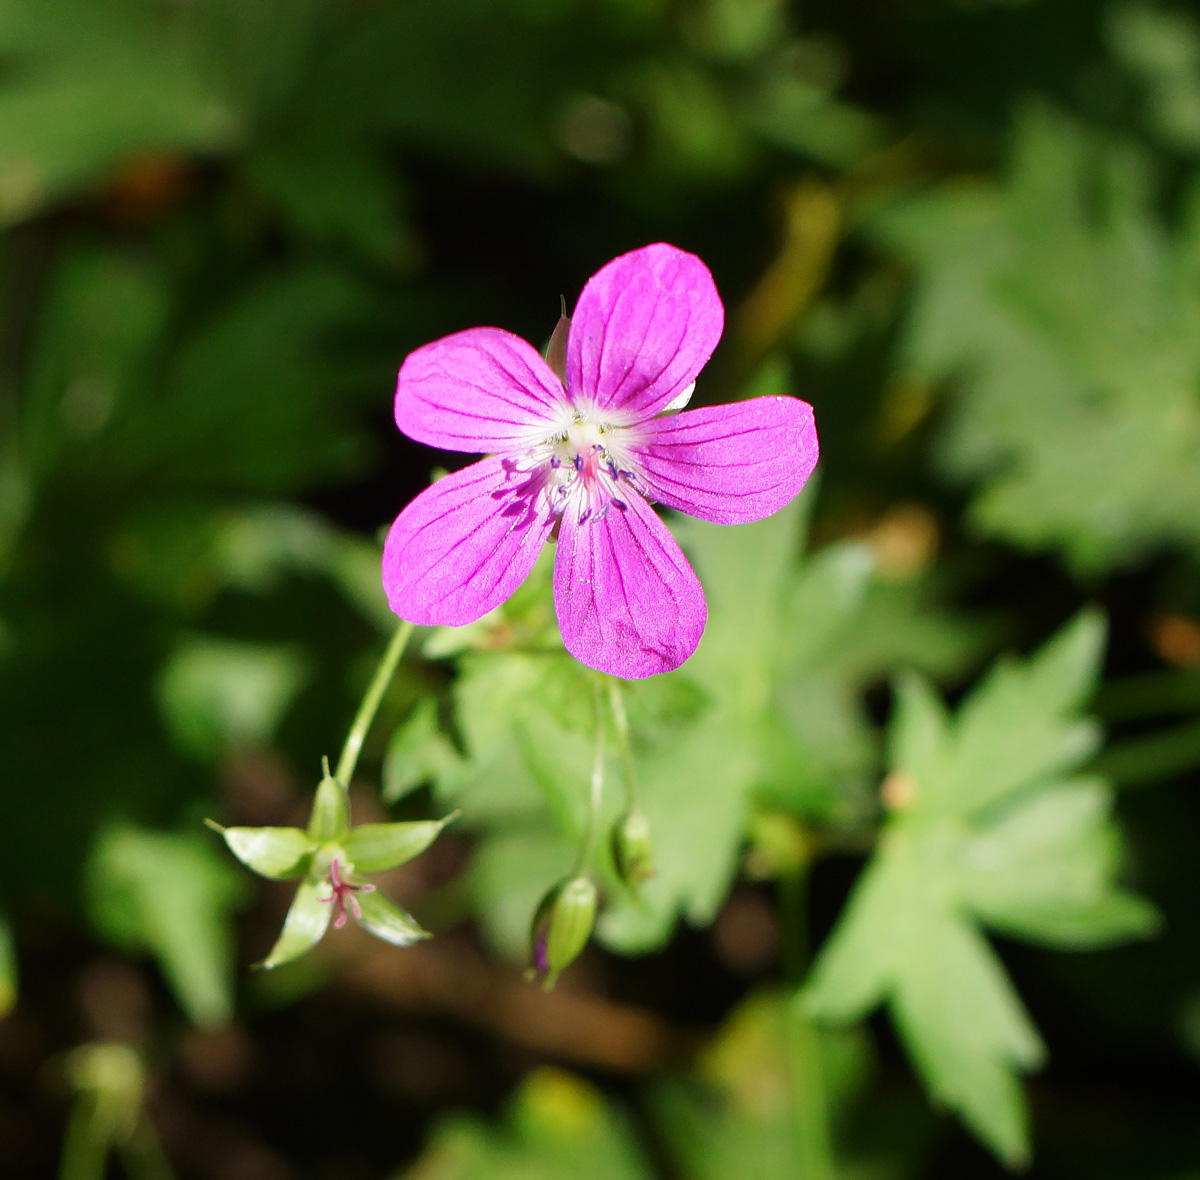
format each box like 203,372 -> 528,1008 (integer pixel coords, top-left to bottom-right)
382,243 -> 819,679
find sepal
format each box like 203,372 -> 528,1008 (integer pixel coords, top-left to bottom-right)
258,879 -> 332,970
355,891 -> 429,947
307,772 -> 349,843
214,824 -> 314,879
342,814 -> 457,873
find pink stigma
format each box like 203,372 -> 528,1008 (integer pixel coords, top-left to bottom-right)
321,858 -> 375,929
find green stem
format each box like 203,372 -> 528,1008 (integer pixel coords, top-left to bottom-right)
334,620 -> 414,788
58,1099 -> 107,1180
786,1006 -> 836,1180
605,679 -> 639,809
778,855 -> 835,1180
118,1117 -> 179,1180
572,679 -> 607,877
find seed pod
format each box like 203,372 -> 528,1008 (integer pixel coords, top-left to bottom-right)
527,876 -> 598,989
612,808 -> 654,890
307,772 -> 349,843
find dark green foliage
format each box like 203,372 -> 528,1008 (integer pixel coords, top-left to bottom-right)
1,1 -> 1198,1178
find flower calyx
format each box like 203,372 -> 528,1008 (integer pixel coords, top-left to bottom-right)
207,763 -> 457,969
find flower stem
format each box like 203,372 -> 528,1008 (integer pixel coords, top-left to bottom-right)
779,861 -> 835,1180
334,620 -> 414,789
786,1005 -> 836,1180
572,679 -> 608,877
605,679 -> 639,809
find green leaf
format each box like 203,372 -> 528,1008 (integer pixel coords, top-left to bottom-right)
342,818 -> 452,873
156,635 -> 311,759
88,823 -> 245,1025
878,104 -> 1200,570
889,908 -> 1044,1168
453,493 -> 982,960
803,613 -> 1158,1165
382,699 -> 462,803
218,826 -> 313,880
354,891 -> 429,948
259,879 -> 332,970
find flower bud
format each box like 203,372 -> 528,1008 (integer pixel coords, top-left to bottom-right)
611,808 -> 654,890
527,876 -> 597,989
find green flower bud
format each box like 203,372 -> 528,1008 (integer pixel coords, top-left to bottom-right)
611,808 -> 654,890
527,876 -> 597,990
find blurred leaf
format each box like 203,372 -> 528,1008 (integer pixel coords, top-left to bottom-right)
0,0 -> 236,223
1109,4 -> 1200,153
878,104 -> 1200,570
803,612 -> 1159,1165
156,635 -> 311,759
115,502 -> 391,626
21,243 -> 170,487
88,822 -> 245,1026
398,1067 -> 652,1180
147,267 -> 376,492
382,699 -> 462,803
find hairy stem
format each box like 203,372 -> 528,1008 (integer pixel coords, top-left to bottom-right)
334,620 -> 414,788
787,1005 -> 836,1180
573,679 -> 608,876
605,679 -> 639,809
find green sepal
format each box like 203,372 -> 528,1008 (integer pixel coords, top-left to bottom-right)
307,774 -> 349,843
342,815 -> 456,873
355,891 -> 429,947
218,826 -> 314,879
258,879 -> 332,969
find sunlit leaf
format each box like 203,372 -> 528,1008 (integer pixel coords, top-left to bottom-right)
803,612 -> 1159,1165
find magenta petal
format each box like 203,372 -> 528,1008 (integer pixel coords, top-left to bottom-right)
566,244 -> 724,424
395,327 -> 567,454
383,456 -> 554,626
554,494 -> 707,678
630,396 -> 819,525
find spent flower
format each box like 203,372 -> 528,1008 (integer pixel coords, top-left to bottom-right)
210,769 -> 453,968
383,243 -> 819,678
